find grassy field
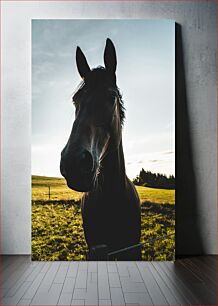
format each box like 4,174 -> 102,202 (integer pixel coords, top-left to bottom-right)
32,176 -> 82,202
32,175 -> 175,261
32,175 -> 175,204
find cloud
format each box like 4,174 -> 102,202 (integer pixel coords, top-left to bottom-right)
162,151 -> 174,155
125,149 -> 175,178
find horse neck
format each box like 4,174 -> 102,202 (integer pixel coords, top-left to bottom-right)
99,138 -> 126,192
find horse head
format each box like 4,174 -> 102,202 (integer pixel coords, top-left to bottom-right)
60,39 -> 124,192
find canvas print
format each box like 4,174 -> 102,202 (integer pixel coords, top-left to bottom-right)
32,20 -> 175,261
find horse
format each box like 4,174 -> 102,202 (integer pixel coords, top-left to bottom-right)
60,38 -> 141,260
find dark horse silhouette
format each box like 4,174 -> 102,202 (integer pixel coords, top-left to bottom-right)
60,39 -> 141,260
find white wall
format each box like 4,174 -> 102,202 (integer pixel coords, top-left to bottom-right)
1,1 -> 217,255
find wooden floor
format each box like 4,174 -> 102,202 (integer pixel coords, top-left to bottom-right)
0,256 -> 217,305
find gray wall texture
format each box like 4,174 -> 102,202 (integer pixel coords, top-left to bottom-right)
1,1 -> 217,255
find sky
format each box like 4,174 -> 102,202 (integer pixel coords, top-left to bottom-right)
32,19 -> 175,179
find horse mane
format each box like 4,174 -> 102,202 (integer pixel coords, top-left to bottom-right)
73,66 -> 125,126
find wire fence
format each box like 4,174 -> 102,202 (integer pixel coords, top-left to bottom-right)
88,233 -> 175,260
108,233 -> 174,257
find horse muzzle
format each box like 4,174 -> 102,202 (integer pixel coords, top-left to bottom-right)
60,149 -> 95,192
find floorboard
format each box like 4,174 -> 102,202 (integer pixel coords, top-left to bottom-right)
0,256 -> 216,305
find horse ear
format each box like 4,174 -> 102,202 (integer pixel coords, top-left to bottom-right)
104,38 -> 117,74
76,46 -> 91,79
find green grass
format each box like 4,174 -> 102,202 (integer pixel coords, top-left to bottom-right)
32,175 -> 175,261
32,201 -> 87,261
136,185 -> 175,204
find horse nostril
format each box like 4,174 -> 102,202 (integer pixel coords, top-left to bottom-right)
80,150 -> 93,173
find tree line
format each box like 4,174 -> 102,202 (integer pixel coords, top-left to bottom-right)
133,168 -> 175,189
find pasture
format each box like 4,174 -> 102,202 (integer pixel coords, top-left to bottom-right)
32,175 -> 175,261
